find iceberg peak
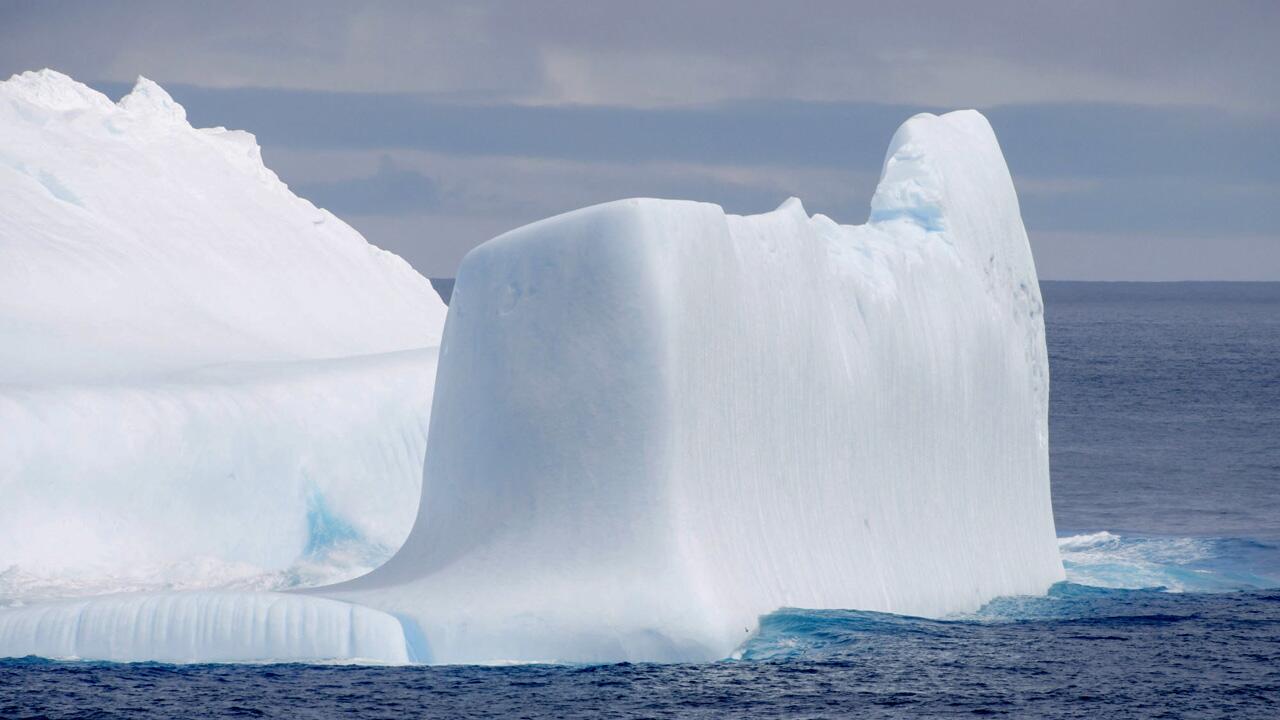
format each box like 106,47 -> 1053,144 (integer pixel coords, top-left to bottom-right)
0,68 -> 114,112
118,75 -> 186,122
774,196 -> 807,218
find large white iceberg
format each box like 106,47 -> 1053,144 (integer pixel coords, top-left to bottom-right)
324,109 -> 1063,663
0,72 -> 1062,664
0,70 -> 446,598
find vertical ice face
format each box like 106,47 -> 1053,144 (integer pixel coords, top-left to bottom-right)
0,70 -> 446,598
324,110 -> 1063,664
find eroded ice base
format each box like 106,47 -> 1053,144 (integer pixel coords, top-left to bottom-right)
0,592 -> 410,664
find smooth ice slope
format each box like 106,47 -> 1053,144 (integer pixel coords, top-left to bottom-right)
0,70 -> 445,597
325,109 -> 1063,663
0,70 -> 445,384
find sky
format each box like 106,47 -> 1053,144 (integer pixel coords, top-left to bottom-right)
2,0 -> 1277,279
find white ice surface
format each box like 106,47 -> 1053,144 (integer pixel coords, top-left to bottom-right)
0,70 -> 445,385
323,109 -> 1064,664
0,71 -> 444,601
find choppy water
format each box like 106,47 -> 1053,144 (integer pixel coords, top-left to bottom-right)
3,281 -> 1278,718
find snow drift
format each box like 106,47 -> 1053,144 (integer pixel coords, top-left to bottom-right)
0,70 -> 446,598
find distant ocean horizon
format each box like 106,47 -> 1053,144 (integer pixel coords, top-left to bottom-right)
5,280 -> 1278,719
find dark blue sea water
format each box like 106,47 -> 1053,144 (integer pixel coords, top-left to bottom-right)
3,281 -> 1278,719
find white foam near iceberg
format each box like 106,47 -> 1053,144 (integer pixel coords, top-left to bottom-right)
0,70 -> 446,600
0,71 -> 1062,664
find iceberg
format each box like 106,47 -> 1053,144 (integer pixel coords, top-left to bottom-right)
322,109 -> 1063,663
0,70 -> 446,598
0,71 -> 1062,664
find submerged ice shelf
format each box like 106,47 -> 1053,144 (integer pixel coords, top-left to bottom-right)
0,592 -> 410,664
0,70 -> 1062,665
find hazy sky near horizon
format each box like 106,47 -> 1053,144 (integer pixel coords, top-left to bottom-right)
2,0 -> 1277,279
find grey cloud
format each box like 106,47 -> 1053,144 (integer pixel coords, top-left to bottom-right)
1019,176 -> 1280,236
1031,232 -> 1280,281
294,155 -> 442,216
95,83 -> 921,170
3,1 -> 1276,279
93,82 -> 1280,187
0,0 -> 545,100
3,1 -> 1277,111
90,81 -> 1280,238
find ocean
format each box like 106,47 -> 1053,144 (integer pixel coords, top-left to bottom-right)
3,281 -> 1278,718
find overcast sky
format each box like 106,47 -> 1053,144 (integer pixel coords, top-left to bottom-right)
3,0 -> 1277,279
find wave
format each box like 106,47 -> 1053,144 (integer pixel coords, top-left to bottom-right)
1057,531 -> 1280,592
734,583 -> 1280,661
735,530 -> 1280,661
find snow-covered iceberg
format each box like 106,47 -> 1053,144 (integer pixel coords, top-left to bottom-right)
0,72 -> 1061,664
0,70 -> 446,599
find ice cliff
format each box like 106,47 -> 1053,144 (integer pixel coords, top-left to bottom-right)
0,70 -> 446,599
0,70 -> 1061,664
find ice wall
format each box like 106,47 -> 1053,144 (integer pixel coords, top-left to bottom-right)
325,110 -> 1063,663
0,70 -> 445,596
